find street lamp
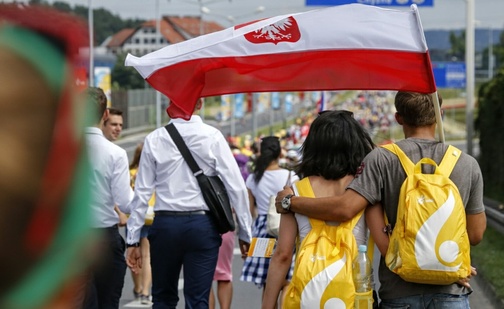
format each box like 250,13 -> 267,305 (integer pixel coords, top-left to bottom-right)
201,5 -> 265,25
170,0 -> 232,36
88,0 -> 94,87
488,26 -> 494,79
170,0 -> 232,119
200,5 -> 265,137
156,0 -> 162,127
466,0 -> 475,156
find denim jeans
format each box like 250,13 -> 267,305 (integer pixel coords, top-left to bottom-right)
379,293 -> 470,309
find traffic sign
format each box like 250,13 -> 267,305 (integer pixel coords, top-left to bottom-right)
432,61 -> 466,89
306,0 -> 433,6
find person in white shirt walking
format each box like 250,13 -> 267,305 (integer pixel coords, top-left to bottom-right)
126,99 -> 253,309
83,87 -> 133,309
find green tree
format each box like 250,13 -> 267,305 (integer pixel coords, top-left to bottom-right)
52,1 -> 72,13
475,67 -> 504,201
111,52 -> 145,89
494,31 -> 504,70
29,0 -> 47,5
448,30 -> 465,61
46,3 -> 144,45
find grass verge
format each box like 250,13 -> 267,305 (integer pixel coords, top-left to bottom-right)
471,225 -> 504,301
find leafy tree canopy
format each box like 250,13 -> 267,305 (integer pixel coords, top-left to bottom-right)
476,68 -> 504,200
29,0 -> 145,45
111,53 -> 145,90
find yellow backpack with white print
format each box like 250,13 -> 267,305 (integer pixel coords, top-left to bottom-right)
282,178 -> 370,309
382,143 -> 471,285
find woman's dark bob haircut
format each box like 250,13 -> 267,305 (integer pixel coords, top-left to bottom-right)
295,110 -> 374,180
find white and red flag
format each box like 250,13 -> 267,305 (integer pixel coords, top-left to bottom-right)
126,4 -> 436,120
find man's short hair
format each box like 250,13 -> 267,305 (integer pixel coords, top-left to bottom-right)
104,107 -> 123,125
107,107 -> 123,116
394,92 -> 443,127
86,87 -> 107,123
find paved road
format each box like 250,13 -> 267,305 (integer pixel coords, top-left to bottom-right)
118,233 -> 495,308
118,233 -> 262,309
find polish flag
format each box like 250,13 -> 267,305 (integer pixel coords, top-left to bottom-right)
126,4 -> 436,120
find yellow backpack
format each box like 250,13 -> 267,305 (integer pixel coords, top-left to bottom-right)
283,178 -> 369,309
382,144 -> 471,285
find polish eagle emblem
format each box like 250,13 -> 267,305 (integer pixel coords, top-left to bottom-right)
243,17 -> 301,45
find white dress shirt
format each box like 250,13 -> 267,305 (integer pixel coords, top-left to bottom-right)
85,127 -> 133,228
127,116 -> 253,244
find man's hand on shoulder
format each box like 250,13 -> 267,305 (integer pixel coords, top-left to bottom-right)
275,186 -> 293,214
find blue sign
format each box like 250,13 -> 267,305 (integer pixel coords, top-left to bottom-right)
285,94 -> 293,114
432,62 -> 466,89
271,92 -> 281,110
234,93 -> 245,118
306,0 -> 433,6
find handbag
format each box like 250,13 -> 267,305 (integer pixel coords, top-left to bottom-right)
266,170 -> 291,237
165,123 -> 235,234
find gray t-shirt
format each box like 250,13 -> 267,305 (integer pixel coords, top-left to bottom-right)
348,138 -> 484,300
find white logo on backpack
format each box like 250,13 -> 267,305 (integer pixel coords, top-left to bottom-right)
415,189 -> 461,271
301,253 -> 347,309
417,195 -> 434,205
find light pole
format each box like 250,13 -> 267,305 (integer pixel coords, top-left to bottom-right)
169,0 -> 232,120
156,0 -> 162,127
200,1 -> 238,121
488,26 -> 493,79
201,5 -> 265,134
202,5 -> 265,25
88,0 -> 94,87
465,0 -> 475,156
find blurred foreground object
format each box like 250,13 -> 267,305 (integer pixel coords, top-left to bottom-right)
0,4 -> 96,309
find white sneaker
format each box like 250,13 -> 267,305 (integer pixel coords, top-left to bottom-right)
140,294 -> 152,305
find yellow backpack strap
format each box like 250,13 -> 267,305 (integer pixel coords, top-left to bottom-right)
381,143 -> 415,176
294,178 -> 325,228
294,178 -> 314,198
380,144 -> 408,241
367,234 -> 375,262
438,145 -> 461,176
294,178 -> 364,230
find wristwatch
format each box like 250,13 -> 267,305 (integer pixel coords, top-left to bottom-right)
126,242 -> 140,248
281,194 -> 294,211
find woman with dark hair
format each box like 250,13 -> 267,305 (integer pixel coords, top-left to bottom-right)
240,136 -> 297,304
262,110 -> 386,309
295,110 -> 373,181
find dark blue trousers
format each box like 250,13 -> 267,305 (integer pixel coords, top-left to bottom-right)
149,213 -> 221,309
83,226 -> 126,309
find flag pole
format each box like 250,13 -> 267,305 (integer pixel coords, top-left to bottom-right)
433,91 -> 445,143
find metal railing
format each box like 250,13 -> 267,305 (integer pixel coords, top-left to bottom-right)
110,88 -> 311,137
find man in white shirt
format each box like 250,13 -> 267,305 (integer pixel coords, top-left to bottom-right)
126,99 -> 253,309
83,87 -> 133,309
101,107 -> 129,227
102,107 -> 123,141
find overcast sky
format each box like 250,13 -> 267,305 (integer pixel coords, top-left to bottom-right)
17,0 -> 504,30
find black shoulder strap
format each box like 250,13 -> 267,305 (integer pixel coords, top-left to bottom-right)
165,123 -> 203,176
